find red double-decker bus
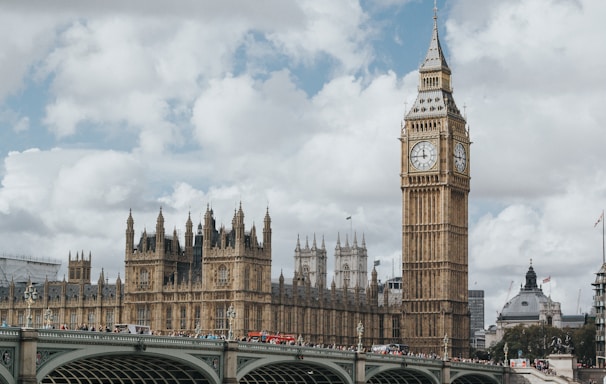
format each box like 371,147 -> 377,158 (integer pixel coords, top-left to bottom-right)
247,331 -> 296,344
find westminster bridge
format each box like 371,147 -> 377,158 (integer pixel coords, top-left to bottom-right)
0,328 -> 508,384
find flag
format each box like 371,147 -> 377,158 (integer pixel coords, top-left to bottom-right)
542,276 -> 551,284
346,216 -> 351,220
374,260 -> 380,267
595,211 -> 604,228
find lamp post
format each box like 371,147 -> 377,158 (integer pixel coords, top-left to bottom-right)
23,284 -> 38,328
44,308 -> 53,329
504,342 -> 509,367
443,334 -> 449,361
226,304 -> 236,341
356,321 -> 364,352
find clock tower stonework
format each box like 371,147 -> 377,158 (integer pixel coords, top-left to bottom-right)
400,7 -> 470,357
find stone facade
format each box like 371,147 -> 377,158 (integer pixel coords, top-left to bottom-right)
400,8 -> 471,357
333,233 -> 368,291
294,234 -> 327,290
0,205 -> 402,348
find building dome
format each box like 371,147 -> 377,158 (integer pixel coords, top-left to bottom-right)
499,264 -> 550,320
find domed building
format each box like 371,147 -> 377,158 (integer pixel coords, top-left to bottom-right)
485,261 -> 585,348
501,262 -> 561,326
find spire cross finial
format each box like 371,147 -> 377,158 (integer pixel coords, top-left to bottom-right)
433,0 -> 438,20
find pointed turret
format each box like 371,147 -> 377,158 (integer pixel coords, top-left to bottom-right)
116,273 -> 122,298
142,228 -> 148,252
126,209 -> 134,256
235,202 -> 245,249
250,222 -> 257,247
185,211 -> 193,259
155,207 -> 165,257
369,266 -> 379,306
172,227 -> 179,256
203,204 -> 214,248
98,268 -> 105,285
263,206 -> 271,254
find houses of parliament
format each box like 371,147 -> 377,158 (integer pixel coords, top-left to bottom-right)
0,8 -> 471,357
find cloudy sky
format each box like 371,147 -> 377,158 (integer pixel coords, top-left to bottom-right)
1,0 -> 605,328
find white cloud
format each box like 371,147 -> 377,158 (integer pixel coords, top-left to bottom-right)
266,0 -> 372,72
13,116 -> 29,133
1,0 -> 605,329
0,9 -> 58,102
191,70 -> 312,160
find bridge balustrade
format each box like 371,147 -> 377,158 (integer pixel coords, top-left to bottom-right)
0,328 -> 507,384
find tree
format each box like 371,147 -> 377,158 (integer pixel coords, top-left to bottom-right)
570,319 -> 596,367
489,323 -> 590,364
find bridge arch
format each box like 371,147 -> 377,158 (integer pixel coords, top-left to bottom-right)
451,372 -> 502,384
0,364 -> 11,384
37,348 -> 220,384
366,366 -> 440,384
238,355 -> 353,384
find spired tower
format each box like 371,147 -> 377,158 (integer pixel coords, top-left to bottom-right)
200,204 -> 272,337
124,208 -> 191,327
334,233 -> 368,291
124,204 -> 271,335
68,251 -> 91,284
294,234 -> 327,289
400,5 -> 470,357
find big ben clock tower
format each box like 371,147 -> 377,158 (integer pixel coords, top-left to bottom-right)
400,5 -> 470,358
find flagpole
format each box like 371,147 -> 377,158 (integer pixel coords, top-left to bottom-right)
350,216 -> 353,241
603,209 -> 606,368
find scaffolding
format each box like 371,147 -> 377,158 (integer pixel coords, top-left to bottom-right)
0,254 -> 61,286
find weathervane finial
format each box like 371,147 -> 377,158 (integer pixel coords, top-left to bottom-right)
433,0 -> 438,20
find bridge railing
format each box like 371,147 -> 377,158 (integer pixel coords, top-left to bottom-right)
36,329 -> 226,350
238,342 -> 356,359
366,352 -> 444,368
450,360 -> 505,372
0,327 -> 21,339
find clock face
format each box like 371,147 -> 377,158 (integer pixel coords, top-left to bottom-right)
454,142 -> 467,172
410,141 -> 437,171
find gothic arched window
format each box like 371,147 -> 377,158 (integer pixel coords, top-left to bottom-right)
244,267 -> 250,290
218,265 -> 228,286
140,269 -> 149,289
343,264 -> 351,287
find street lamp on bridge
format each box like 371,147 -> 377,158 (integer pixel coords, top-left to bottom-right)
23,284 -> 38,328
443,334 -> 449,361
356,321 -> 364,352
504,342 -> 509,367
226,304 -> 236,341
44,308 -> 54,329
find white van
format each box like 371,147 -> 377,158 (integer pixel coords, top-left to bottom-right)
114,324 -> 152,335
